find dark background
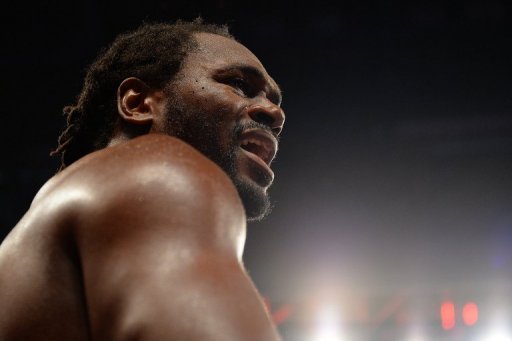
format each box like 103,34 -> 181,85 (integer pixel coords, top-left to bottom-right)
3,0 -> 512,339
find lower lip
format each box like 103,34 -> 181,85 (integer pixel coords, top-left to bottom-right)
239,147 -> 274,182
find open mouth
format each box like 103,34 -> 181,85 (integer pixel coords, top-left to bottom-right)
239,129 -> 278,167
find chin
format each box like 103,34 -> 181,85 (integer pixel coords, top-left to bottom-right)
232,176 -> 272,221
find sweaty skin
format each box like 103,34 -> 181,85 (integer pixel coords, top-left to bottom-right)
0,33 -> 284,340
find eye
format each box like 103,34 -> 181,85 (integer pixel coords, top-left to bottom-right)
227,77 -> 253,97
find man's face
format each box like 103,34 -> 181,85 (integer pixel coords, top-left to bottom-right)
161,33 -> 285,221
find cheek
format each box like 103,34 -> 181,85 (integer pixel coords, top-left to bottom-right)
184,79 -> 246,116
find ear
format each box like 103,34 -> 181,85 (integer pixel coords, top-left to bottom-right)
117,77 -> 165,125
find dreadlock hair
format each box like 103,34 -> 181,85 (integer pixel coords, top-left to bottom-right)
51,19 -> 233,170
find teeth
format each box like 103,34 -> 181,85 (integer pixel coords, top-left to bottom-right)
241,138 -> 266,147
240,138 -> 272,162
241,139 -> 269,151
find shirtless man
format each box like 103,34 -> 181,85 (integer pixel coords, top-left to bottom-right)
0,21 -> 285,340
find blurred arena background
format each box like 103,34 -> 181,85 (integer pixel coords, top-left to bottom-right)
2,1 -> 512,339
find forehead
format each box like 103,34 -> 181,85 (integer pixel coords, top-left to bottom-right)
193,33 -> 261,66
184,33 -> 279,89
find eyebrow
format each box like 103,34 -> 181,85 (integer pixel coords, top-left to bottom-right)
219,64 -> 283,105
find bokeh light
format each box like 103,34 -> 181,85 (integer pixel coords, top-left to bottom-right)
312,304 -> 345,341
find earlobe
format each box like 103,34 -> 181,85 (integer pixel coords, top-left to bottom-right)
117,77 -> 156,125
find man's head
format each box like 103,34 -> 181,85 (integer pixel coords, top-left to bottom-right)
53,20 -> 285,221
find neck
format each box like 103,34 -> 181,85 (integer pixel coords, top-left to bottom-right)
108,124 -> 151,147
107,133 -> 131,147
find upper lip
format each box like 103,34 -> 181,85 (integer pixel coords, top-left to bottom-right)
239,129 -> 278,165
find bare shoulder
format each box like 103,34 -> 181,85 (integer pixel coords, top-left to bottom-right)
37,134 -> 241,207
29,134 -> 246,257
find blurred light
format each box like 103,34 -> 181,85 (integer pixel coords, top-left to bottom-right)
440,301 -> 456,330
479,326 -> 512,341
312,305 -> 345,341
479,311 -> 512,341
462,302 -> 478,326
272,304 -> 293,325
314,323 -> 342,341
406,325 -> 429,341
407,335 -> 428,341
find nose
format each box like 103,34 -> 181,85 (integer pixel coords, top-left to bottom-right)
246,100 -> 285,136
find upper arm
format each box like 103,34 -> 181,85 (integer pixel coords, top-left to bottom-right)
67,137 -> 279,340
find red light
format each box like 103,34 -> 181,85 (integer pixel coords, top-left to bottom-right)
462,302 -> 478,326
440,301 -> 456,330
272,304 -> 293,325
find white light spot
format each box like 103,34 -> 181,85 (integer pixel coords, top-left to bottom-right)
312,305 -> 345,341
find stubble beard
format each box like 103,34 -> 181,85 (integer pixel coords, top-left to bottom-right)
163,96 -> 272,221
